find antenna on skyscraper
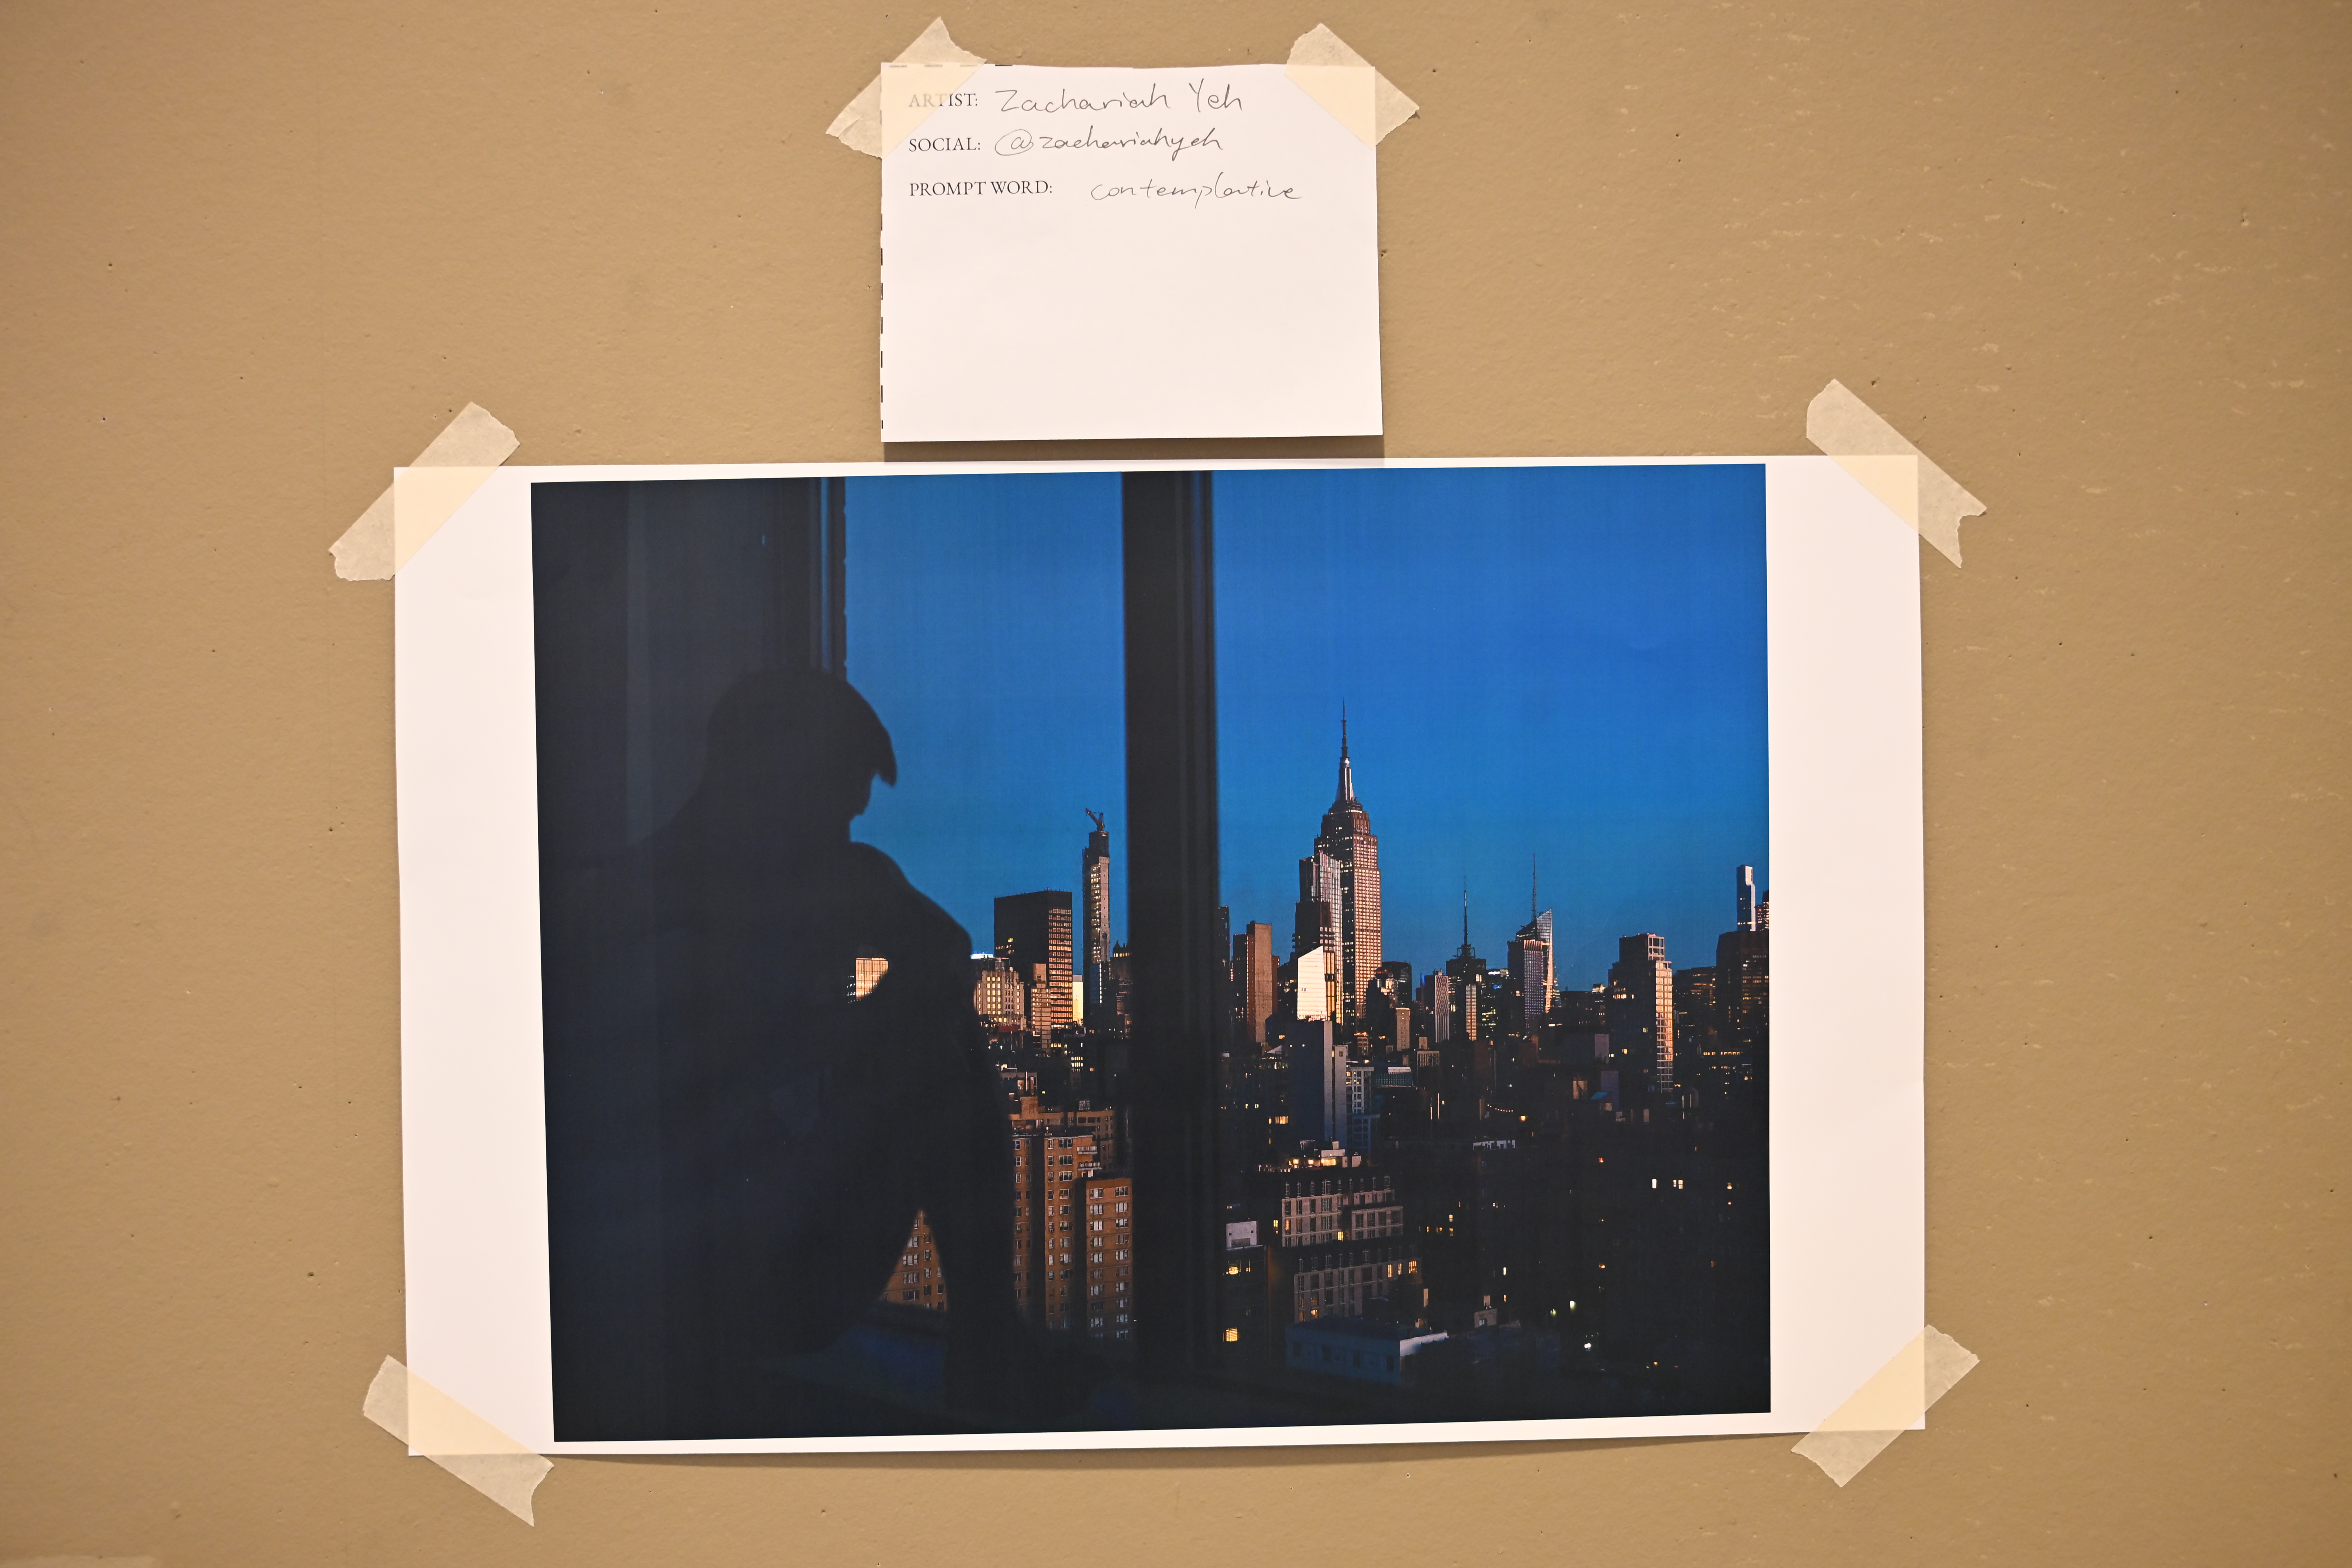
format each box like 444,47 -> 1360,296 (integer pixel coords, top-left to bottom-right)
1334,703 -> 1358,804
1462,878 -> 1470,945
1531,854 -> 1539,922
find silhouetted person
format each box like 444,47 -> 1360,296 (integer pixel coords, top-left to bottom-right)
548,669 -> 1026,1435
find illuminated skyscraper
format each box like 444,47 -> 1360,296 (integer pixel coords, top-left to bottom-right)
1442,889 -> 1486,1042
1104,943 -> 1133,1035
1233,920 -> 1277,1045
1715,926 -> 1769,1092
1294,849 -> 1339,970
1286,943 -> 1334,1022
1312,717 -> 1383,1025
1607,932 -> 1676,1092
1420,970 -> 1454,1045
1736,864 -> 1758,932
1082,811 -> 1113,1017
1444,896 -> 1494,1102
1508,858 -> 1555,1034
970,954 -> 1028,1032
995,891 -> 1074,1036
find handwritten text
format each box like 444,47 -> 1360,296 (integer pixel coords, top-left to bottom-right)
994,84 -> 1171,115
1088,172 -> 1302,208
994,125 -> 1222,163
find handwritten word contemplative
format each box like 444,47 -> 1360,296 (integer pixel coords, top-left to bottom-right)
1088,172 -> 1302,208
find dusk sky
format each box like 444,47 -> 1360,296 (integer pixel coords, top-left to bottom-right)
845,465 -> 1767,991
846,471 -> 1127,961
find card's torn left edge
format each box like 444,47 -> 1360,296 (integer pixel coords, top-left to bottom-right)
1792,1326 -> 1979,1486
329,404 -> 519,581
363,1356 -> 552,1524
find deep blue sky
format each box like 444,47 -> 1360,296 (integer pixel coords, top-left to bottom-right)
1216,466 -> 1766,990
847,472 -> 1127,957
845,465 -> 1766,988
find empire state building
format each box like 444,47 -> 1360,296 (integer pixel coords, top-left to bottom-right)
1313,719 -> 1383,1026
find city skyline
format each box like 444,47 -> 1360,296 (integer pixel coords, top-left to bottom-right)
1216,465 -> 1768,989
843,465 -> 1766,987
532,469 -> 1774,1435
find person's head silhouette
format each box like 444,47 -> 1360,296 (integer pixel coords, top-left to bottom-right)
695,669 -> 897,847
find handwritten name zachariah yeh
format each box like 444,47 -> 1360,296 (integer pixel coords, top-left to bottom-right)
900,79 -> 1241,116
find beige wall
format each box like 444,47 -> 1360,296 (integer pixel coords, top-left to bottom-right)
2,2 -> 2344,1562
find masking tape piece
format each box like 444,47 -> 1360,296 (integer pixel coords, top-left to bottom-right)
1286,24 -> 1420,146
1806,379 -> 1984,567
331,485 -> 397,581
363,1356 -> 551,1524
329,403 -> 519,581
1792,1326 -> 1980,1487
1,1559 -> 162,1567
1832,455 -> 1922,535
827,18 -> 988,158
390,464 -> 503,571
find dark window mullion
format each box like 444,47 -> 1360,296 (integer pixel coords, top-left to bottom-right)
1121,472 -> 1223,1379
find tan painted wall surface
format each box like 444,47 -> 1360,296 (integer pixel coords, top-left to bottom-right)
2,2 -> 2344,1562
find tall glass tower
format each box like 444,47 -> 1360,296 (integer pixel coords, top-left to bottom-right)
1082,810 -> 1112,1018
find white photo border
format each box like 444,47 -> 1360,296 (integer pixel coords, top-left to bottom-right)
393,456 -> 1924,1454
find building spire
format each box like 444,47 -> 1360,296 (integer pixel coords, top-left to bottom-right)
1531,854 -> 1539,922
1334,705 -> 1356,805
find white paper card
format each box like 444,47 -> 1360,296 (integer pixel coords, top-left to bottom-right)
878,65 -> 1383,442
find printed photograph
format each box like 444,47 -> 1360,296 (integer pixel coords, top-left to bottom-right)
530,464 -> 1770,1440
